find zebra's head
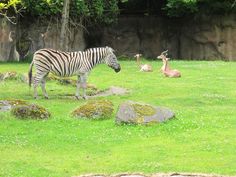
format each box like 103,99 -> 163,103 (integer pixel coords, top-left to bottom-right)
104,47 -> 121,73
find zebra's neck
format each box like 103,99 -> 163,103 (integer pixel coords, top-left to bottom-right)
82,47 -> 107,71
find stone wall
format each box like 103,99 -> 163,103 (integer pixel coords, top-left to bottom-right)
87,15 -> 236,61
1,14 -> 236,61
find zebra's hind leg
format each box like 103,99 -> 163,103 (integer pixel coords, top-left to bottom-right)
33,72 -> 48,99
33,78 -> 40,99
41,74 -> 49,99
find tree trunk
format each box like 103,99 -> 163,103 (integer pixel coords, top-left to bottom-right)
60,0 -> 70,51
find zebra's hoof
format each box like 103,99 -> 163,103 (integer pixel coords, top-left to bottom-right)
75,96 -> 81,100
45,96 -> 49,99
82,96 -> 88,100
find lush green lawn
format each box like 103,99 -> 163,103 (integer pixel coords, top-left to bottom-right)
0,60 -> 236,177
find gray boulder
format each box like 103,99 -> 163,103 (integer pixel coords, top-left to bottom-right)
116,101 -> 175,125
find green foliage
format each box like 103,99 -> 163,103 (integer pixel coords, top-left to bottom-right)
197,0 -> 236,14
0,0 -> 22,11
2,0 -> 236,24
162,0 -> 236,17
20,0 -> 119,24
0,0 -> 22,16
70,0 -> 119,24
164,0 -> 198,17
121,0 -> 236,17
1,0 -> 119,25
22,0 -> 62,16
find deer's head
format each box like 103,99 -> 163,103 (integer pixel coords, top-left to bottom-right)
134,54 -> 142,58
157,50 -> 168,60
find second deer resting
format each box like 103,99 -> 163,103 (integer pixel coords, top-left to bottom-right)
157,50 -> 181,78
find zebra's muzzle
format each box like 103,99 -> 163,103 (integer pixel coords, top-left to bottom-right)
114,65 -> 121,73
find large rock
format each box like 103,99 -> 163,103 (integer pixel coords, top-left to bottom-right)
72,100 -> 114,120
116,101 -> 175,125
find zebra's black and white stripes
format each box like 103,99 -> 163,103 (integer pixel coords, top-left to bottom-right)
28,46 -> 121,99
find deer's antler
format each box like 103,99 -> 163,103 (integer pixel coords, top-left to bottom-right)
161,50 -> 168,56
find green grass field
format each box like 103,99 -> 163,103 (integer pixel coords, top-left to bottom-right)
0,60 -> 236,177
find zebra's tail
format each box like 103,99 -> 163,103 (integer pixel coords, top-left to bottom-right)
28,61 -> 34,87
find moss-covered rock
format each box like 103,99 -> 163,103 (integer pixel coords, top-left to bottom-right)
116,101 -> 175,125
72,100 -> 114,120
11,104 -> 51,119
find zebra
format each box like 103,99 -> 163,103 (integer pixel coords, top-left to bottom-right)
28,46 -> 121,99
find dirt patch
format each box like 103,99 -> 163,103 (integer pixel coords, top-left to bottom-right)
61,86 -> 129,99
90,86 -> 129,98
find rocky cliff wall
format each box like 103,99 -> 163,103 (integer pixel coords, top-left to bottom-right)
1,14 -> 236,61
87,15 -> 236,61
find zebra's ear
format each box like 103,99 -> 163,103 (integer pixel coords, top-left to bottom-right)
106,46 -> 115,53
111,48 -> 115,53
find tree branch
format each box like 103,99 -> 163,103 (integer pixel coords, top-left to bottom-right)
0,12 -> 17,25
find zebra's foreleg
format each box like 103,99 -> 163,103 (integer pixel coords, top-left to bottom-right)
80,73 -> 88,100
75,75 -> 82,100
41,76 -> 48,99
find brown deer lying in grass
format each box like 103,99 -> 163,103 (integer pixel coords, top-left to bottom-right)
157,50 -> 181,78
134,54 -> 153,72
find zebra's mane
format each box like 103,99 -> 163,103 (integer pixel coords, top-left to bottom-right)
84,46 -> 114,53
